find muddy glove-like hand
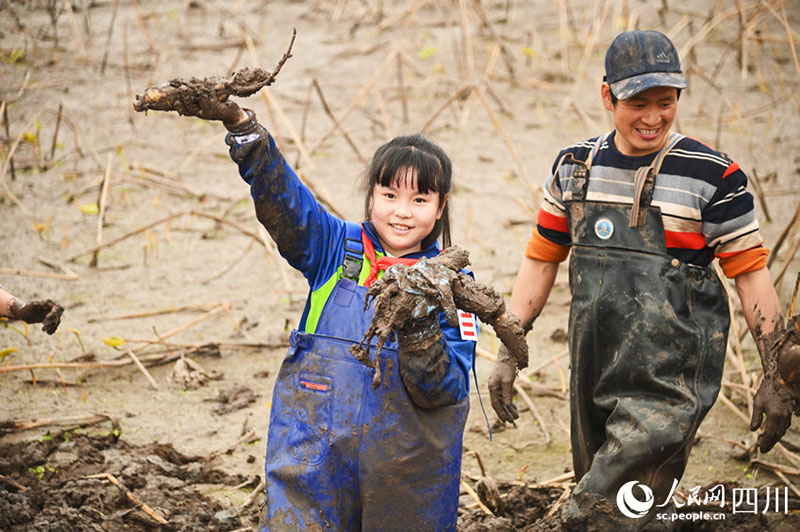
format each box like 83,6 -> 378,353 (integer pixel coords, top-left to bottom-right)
750,376 -> 793,452
351,248 -> 471,389
396,313 -> 456,409
10,299 -> 63,335
488,345 -> 519,424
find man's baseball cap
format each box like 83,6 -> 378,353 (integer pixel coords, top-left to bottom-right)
604,30 -> 687,100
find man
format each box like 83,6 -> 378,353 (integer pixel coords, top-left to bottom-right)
488,30 -> 794,529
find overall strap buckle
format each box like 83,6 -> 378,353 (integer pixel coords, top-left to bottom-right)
629,132 -> 685,227
342,223 -> 364,281
556,133 -> 611,202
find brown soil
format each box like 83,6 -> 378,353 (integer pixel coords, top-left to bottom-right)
0,428 -> 263,531
2,1 -> 800,531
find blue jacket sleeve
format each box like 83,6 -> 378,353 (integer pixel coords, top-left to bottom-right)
226,126 -> 344,289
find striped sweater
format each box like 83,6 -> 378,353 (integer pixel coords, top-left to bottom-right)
526,131 -> 768,278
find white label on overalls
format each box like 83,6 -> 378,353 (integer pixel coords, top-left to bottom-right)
594,218 -> 614,240
458,311 -> 478,341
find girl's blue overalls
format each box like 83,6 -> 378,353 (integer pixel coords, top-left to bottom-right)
226,128 -> 473,531
559,133 -> 730,529
263,223 -> 470,531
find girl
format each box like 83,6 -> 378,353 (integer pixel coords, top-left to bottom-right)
224,108 -> 476,531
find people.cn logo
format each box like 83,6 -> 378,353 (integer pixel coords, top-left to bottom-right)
616,481 -> 655,519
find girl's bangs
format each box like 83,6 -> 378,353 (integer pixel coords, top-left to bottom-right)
377,148 -> 442,194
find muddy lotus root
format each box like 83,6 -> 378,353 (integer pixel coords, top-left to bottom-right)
133,30 -> 296,114
351,246 -> 528,388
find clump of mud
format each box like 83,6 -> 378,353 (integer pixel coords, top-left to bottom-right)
0,430 -> 263,531
457,481 -> 779,531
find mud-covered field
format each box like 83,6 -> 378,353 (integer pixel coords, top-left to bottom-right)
2,1 -> 800,530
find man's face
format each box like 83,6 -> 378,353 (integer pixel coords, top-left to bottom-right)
602,85 -> 678,157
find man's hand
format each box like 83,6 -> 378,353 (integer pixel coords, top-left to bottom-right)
750,376 -> 793,452
10,299 -> 64,335
488,345 -> 519,424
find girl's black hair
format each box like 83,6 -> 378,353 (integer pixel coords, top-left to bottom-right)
361,134 -> 452,251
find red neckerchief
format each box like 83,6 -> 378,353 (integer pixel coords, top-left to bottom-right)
362,228 -> 419,287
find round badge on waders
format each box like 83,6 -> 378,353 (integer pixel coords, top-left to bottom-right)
594,218 -> 614,240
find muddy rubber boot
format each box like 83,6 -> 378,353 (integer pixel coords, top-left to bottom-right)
560,492 -> 636,532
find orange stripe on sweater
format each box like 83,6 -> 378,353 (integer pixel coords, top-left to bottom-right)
664,230 -> 706,250
537,208 -> 568,233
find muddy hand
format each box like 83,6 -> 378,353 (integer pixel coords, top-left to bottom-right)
488,345 -> 519,424
10,299 -> 64,335
750,376 -> 792,452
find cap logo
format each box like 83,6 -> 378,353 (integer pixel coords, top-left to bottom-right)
655,51 -> 671,63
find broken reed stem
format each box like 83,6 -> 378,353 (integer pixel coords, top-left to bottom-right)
460,478 -> 494,516
85,473 -> 168,524
767,197 -> 800,268
473,85 -> 536,197
513,381 -> 551,445
201,234 -> 257,284
241,479 -> 266,509
0,109 -> 49,216
545,486 -> 572,518
49,102 -> 63,162
240,38 -> 345,220
2,360 -> 137,372
717,390 -> 751,425
0,473 -> 27,491
121,339 -> 287,351
790,272 -> 800,317
567,0 -> 613,102
129,0 -> 158,56
127,164 -> 229,201
420,84 -> 473,134
68,210 -> 266,263
773,234 -> 800,290
125,347 -> 159,389
67,209 -> 190,262
458,0 -> 475,83
678,3 -> 751,59
130,303 -> 231,353
91,153 -> 113,267
87,302 -> 225,323
1,101 -> 15,181
531,471 -> 575,488
310,49 -> 398,156
122,23 -> 135,129
471,0 -> 516,80
262,85 -> 345,218
175,131 -> 226,174
210,428 -> 258,459
100,0 -> 120,74
312,79 -> 368,164
294,81 -> 314,169
763,2 -> 800,83
241,32 -> 286,151
63,0 -> 88,59
749,169 -> 771,222
751,458 -> 800,477
0,413 -> 113,432
772,469 -> 800,500
0,267 -> 78,281
396,54 -> 409,124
